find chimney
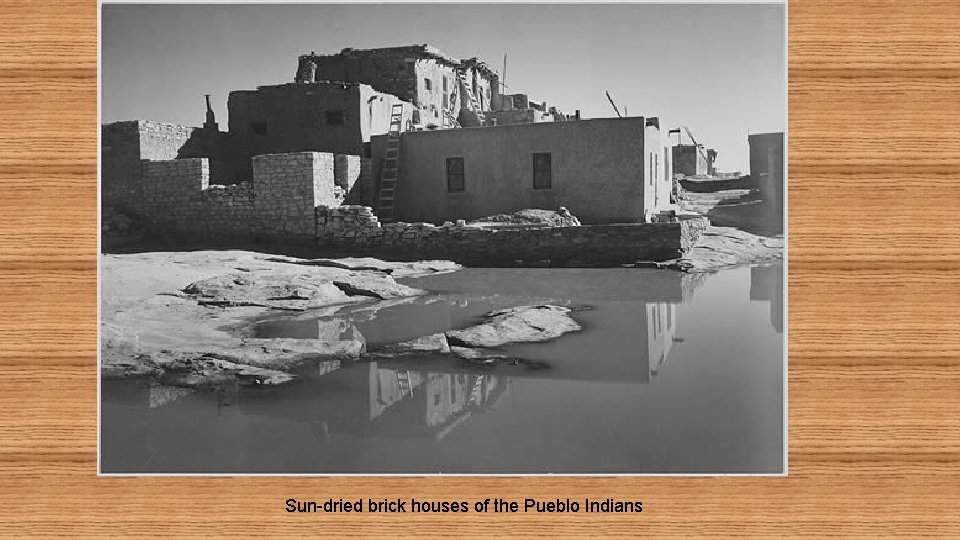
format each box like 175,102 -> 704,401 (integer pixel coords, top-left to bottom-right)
203,94 -> 218,131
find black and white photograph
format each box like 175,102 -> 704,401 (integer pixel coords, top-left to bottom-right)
99,1 -> 786,474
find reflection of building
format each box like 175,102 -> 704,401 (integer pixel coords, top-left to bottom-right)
748,132 -> 784,213
366,364 -> 509,440
751,265 -> 784,333
646,302 -> 677,378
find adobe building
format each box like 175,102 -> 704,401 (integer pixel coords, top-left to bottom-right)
101,42 -> 710,263
103,43 -> 572,207
227,81 -> 410,170
668,127 -> 717,178
748,131 -> 785,213
295,44 -> 500,129
372,116 -> 672,224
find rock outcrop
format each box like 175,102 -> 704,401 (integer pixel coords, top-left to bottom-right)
369,304 -> 582,366
101,250 -> 434,389
183,270 -> 421,309
445,305 -> 582,348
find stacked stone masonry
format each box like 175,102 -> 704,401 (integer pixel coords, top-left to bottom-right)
140,158 -> 256,240
316,206 -> 708,266
251,152 -> 336,241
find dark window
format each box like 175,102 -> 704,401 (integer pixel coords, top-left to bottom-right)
250,122 -> 267,136
533,153 -> 552,189
446,157 -> 465,192
442,76 -> 448,92
424,78 -> 432,91
325,110 -> 346,126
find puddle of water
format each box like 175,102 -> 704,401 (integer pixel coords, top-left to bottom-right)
102,265 -> 784,474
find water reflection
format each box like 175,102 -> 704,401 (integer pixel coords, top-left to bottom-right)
101,266 -> 784,473
750,265 -> 784,333
134,292 -> 685,442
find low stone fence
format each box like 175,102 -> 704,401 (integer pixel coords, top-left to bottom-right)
317,206 -> 708,266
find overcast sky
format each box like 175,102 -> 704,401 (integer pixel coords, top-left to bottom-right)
102,3 -> 785,172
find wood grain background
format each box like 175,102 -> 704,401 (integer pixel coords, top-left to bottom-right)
1,0 -> 958,536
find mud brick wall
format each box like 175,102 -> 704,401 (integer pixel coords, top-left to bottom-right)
317,206 -> 708,266
333,153 -> 361,192
344,158 -> 376,206
252,152 -> 338,241
101,121 -> 144,212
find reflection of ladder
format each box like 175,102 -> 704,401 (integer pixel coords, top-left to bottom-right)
397,370 -> 413,398
377,103 -> 404,222
469,375 -> 485,406
456,70 -> 485,125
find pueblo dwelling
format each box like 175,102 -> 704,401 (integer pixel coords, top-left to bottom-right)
102,44 -> 685,233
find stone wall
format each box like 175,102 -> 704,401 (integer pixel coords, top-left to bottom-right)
139,158 -> 255,240
103,120 -> 246,215
136,152 -> 338,242
316,205 -> 708,266
252,152 -> 337,241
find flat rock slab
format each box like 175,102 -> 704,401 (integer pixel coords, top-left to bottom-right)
184,271 -> 421,308
445,305 -> 581,348
332,272 -> 423,300
265,255 -> 460,279
680,226 -> 784,272
152,353 -> 296,387
396,333 -> 451,354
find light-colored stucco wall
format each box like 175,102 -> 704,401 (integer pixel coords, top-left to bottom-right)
387,117 -> 649,224
413,59 -> 461,128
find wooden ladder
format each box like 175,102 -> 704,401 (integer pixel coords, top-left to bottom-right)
469,375 -> 485,406
456,69 -> 485,125
377,103 -> 404,222
397,370 -> 413,398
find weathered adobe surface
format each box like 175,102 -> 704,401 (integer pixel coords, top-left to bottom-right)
100,250 -> 457,388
